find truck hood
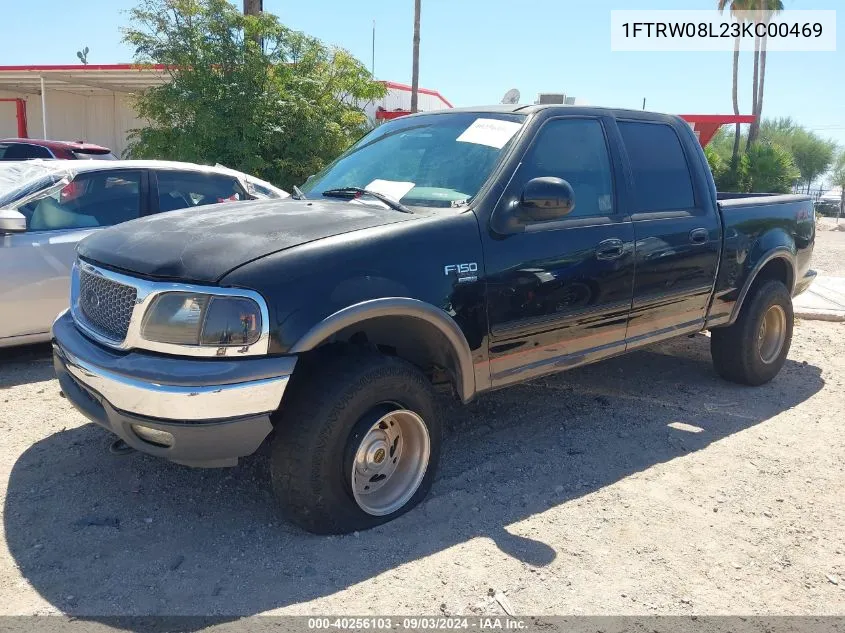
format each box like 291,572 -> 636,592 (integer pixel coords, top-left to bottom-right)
77,198 -> 417,283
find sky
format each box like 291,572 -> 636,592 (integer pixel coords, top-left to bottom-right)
1,0 -> 842,149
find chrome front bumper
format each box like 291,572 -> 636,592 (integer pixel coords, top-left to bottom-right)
52,310 -> 296,467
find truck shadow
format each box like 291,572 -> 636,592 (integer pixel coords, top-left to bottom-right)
3,334 -> 824,619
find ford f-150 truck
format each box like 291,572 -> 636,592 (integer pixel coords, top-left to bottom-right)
52,105 -> 815,534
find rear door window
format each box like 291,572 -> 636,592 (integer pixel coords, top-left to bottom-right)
618,121 -> 695,212
155,170 -> 246,213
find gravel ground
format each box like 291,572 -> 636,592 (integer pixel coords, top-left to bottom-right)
814,218 -> 845,277
1,232 -> 844,619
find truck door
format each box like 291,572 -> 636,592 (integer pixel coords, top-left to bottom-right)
482,116 -> 635,388
617,119 -> 721,349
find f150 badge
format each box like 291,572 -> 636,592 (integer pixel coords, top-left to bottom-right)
444,262 -> 478,283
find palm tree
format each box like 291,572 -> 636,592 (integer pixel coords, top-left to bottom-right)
748,0 -> 784,148
410,0 -> 421,113
718,0 -> 751,169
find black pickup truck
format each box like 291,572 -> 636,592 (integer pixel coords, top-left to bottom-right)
52,105 -> 815,534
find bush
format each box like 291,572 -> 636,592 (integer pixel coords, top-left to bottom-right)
741,142 -> 801,194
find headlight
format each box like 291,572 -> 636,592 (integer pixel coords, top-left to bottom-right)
140,292 -> 262,347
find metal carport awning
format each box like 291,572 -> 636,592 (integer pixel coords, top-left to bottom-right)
0,64 -> 168,138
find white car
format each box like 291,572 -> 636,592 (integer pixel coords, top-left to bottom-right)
0,160 -> 288,348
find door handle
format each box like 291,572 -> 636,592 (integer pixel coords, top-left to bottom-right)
595,238 -> 624,261
689,228 -> 709,245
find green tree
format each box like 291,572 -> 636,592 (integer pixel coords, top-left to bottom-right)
742,141 -> 800,193
829,152 -> 845,219
123,0 -> 385,190
789,130 -> 836,193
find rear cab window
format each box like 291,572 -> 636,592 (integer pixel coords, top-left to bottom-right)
618,121 -> 695,212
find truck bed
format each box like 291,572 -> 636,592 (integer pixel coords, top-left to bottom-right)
707,193 -> 816,327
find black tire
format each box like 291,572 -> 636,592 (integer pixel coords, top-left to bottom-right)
710,279 -> 793,386
270,349 -> 441,534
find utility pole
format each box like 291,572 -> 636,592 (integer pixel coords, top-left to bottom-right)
372,20 -> 376,77
243,0 -> 262,16
410,0 -> 421,113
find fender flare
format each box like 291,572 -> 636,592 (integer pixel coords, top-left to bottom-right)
728,247 -> 796,325
289,297 -> 476,402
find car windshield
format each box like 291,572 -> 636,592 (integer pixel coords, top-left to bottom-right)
0,162 -> 70,208
300,112 -> 526,208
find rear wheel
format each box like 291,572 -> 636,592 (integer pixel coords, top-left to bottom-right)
710,279 -> 793,386
270,350 -> 441,534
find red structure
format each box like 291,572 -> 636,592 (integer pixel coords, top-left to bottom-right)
0,98 -> 27,137
680,114 -> 756,147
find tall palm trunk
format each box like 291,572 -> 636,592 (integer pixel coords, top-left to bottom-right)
410,0 -> 421,113
730,34 -> 741,169
243,0 -> 261,15
747,33 -> 760,150
754,30 -> 770,154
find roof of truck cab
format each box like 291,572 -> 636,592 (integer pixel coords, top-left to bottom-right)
414,104 -> 683,120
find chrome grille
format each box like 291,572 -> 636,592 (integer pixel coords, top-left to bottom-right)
77,268 -> 137,342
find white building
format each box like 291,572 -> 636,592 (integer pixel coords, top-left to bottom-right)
0,65 -> 453,156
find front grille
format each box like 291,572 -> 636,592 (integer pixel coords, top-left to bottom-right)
78,268 -> 137,342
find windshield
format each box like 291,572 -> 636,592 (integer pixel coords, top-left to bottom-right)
0,162 -> 69,208
300,112 -> 526,208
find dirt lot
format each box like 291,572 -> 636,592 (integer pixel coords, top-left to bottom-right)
1,231 -> 844,618
815,217 -> 845,277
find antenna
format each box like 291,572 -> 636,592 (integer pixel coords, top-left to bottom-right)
501,88 -> 521,105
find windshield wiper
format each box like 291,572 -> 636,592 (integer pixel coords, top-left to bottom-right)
320,187 -> 412,214
291,185 -> 305,200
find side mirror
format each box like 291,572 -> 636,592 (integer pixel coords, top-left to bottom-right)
519,177 -> 575,222
0,209 -> 26,234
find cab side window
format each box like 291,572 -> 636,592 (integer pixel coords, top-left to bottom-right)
618,121 -> 695,212
517,119 -> 614,218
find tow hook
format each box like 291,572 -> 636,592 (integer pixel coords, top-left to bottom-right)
109,439 -> 136,456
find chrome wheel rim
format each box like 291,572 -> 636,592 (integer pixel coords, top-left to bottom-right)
758,304 -> 787,364
351,409 -> 430,516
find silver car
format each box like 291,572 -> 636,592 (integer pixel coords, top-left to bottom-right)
0,160 -> 288,348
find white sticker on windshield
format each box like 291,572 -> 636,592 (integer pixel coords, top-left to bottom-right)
365,179 -> 415,201
456,118 -> 522,149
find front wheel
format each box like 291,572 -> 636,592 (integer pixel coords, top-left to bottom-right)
270,351 -> 441,534
710,279 -> 793,386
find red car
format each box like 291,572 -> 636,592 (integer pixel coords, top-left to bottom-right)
0,138 -> 116,161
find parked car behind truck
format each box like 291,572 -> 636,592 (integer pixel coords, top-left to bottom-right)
52,105 -> 815,534
0,160 -> 287,347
